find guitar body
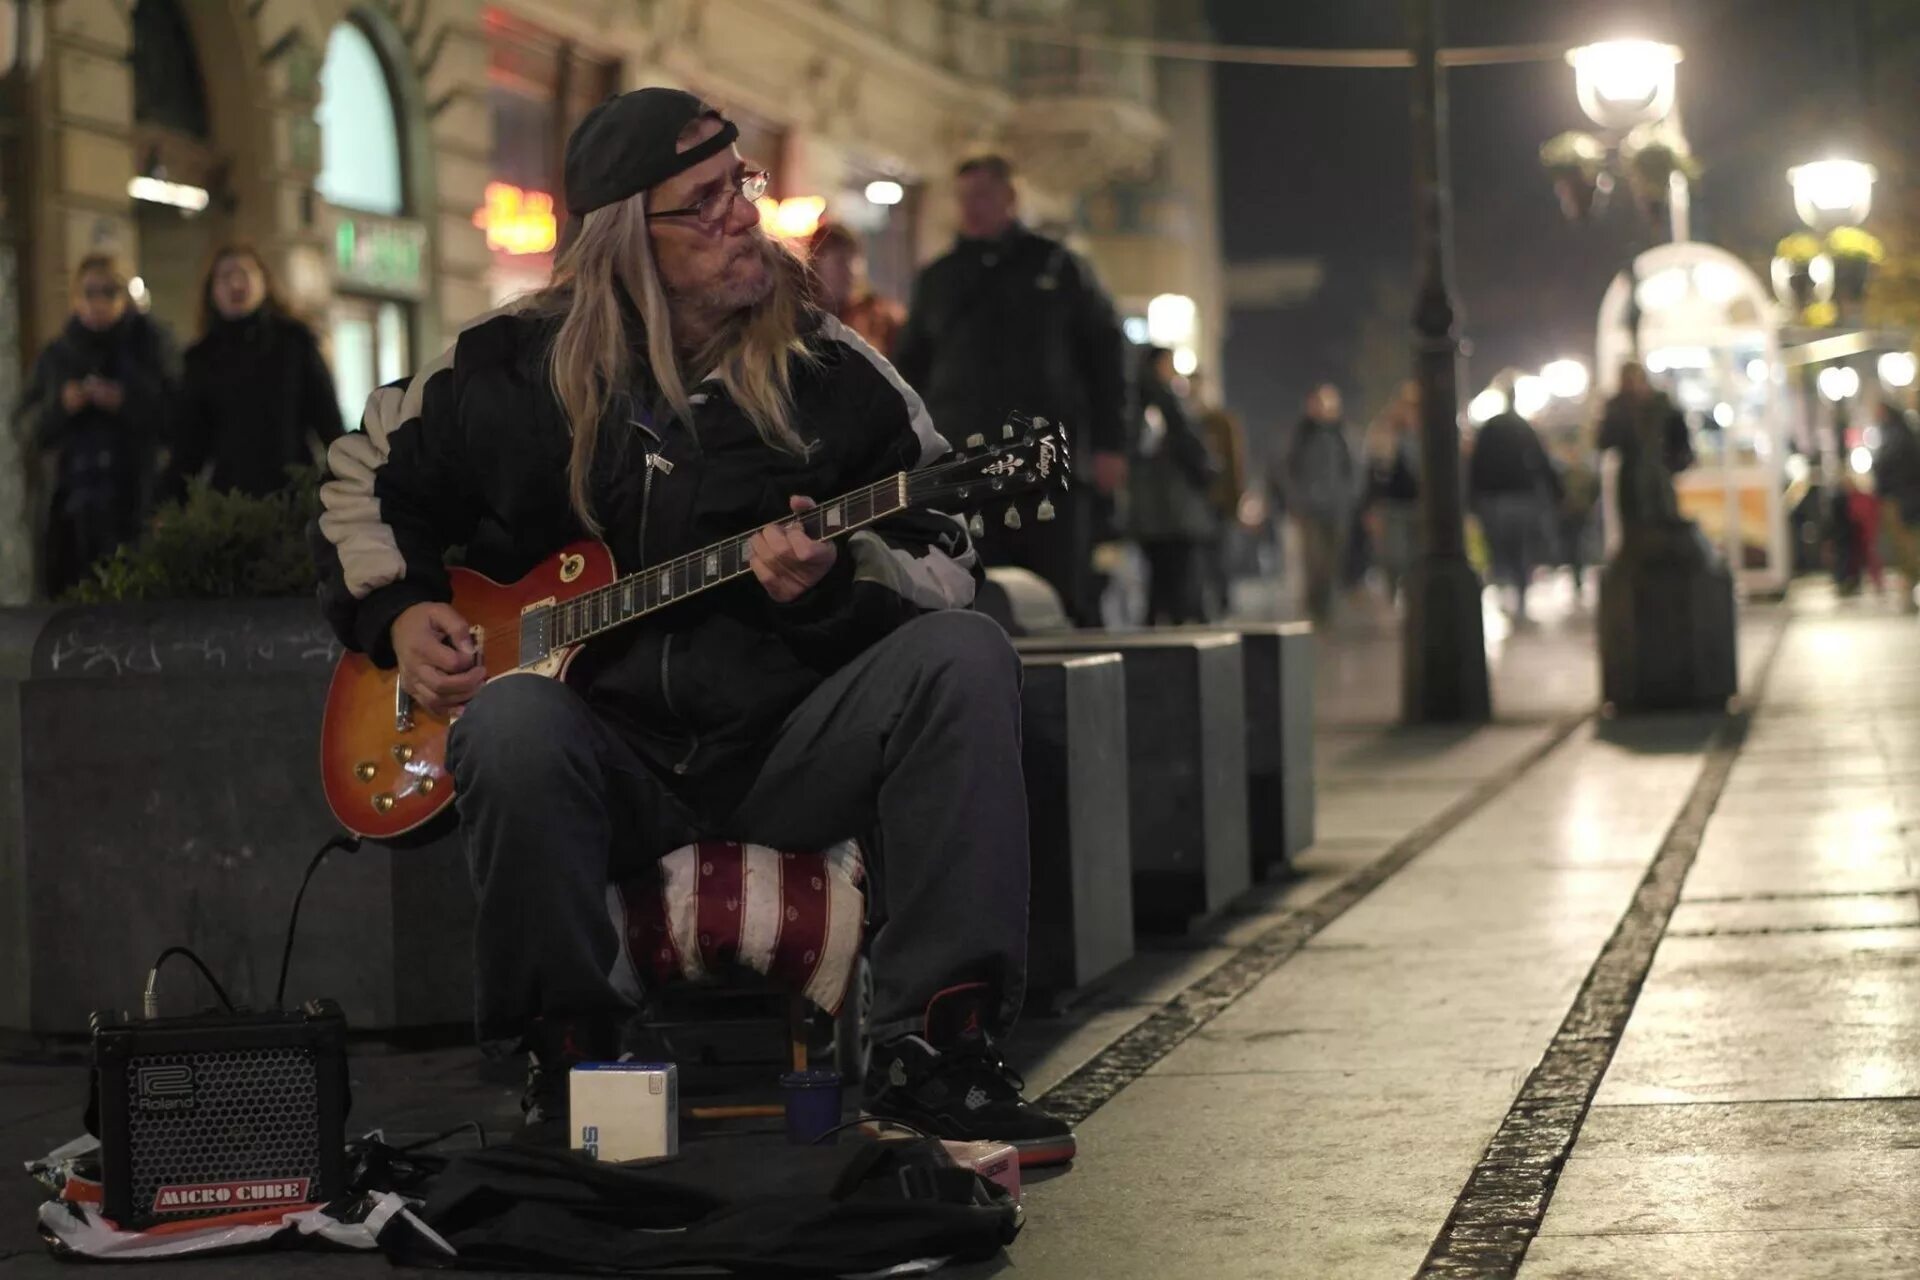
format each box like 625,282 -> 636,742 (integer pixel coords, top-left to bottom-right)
320,541 -> 616,839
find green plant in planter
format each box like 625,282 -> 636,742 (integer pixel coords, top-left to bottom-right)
66,467 -> 323,603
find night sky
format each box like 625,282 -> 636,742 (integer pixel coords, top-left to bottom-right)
1207,0 -> 1870,437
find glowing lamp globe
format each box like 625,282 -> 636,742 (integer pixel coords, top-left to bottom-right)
1566,41 -> 1682,131
1789,160 -> 1876,230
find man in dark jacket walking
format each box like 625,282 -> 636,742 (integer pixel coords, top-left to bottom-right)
1470,395 -> 1560,625
312,90 -> 1074,1166
1278,384 -> 1358,623
1873,397 -> 1920,613
893,155 -> 1129,625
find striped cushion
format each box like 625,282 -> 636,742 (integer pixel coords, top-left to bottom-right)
606,840 -> 865,1016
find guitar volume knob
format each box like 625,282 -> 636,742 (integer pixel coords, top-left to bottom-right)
354,762 -> 377,783
372,793 -> 396,815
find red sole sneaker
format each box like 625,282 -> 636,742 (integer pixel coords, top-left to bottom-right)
1010,1134 -> 1077,1168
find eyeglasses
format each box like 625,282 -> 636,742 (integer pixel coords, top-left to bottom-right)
82,284 -> 125,301
647,168 -> 770,229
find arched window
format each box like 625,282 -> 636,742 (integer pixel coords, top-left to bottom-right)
316,21 -> 404,216
132,0 -> 210,138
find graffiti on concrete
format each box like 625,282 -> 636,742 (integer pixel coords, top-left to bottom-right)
39,606 -> 343,677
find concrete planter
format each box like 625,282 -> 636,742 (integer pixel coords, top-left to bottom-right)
0,600 -> 473,1038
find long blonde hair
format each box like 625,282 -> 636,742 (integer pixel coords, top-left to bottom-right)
529,192 -> 814,533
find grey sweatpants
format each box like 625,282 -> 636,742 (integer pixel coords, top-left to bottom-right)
445,610 -> 1030,1047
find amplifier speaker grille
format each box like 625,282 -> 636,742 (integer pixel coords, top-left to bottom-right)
125,1047 -> 322,1220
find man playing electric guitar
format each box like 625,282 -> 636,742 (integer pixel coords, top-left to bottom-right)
311,89 -> 1074,1165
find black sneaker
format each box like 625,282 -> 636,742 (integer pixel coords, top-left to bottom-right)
516,1015 -> 618,1147
863,985 -> 1077,1168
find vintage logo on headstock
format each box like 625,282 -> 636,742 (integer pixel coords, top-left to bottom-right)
1038,441 -> 1056,478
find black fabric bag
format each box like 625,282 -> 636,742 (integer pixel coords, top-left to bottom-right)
371,1138 -> 1020,1276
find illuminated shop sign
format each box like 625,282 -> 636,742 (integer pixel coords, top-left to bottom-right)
473,181 -> 558,256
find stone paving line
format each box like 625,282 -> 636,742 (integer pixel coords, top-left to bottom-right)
1524,594 -> 1920,1280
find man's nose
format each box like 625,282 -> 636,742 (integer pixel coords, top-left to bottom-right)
726,191 -> 761,235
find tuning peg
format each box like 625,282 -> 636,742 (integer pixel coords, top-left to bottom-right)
1034,416 -> 1049,430
968,513 -> 985,537
1002,422 -> 1016,440
1003,507 -> 1022,530
1036,497 -> 1055,522
965,433 -> 985,448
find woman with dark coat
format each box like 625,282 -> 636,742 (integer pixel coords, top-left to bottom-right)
15,254 -> 178,596
169,245 -> 343,499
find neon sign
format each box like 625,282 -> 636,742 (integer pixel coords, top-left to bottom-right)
473,182 -> 558,255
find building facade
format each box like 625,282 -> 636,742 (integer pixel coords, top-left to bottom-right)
0,0 -> 1223,603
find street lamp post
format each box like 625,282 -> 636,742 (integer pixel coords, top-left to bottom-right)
1400,0 -> 1490,725
1550,38 -> 1737,714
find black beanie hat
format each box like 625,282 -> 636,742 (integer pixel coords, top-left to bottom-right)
563,88 -> 739,217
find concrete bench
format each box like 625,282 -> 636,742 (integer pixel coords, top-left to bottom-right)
1162,623 -> 1316,878
1018,653 -> 1134,1003
0,601 -> 473,1037
1015,633 -> 1250,932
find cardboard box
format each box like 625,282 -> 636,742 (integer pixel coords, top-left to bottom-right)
570,1062 -> 678,1162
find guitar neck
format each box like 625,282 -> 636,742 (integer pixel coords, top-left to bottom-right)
547,472 -> 910,650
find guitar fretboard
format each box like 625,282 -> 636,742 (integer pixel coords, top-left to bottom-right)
547,473 -> 908,649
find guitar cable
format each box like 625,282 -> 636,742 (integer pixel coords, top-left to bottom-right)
140,831 -> 365,1019
275,832 -> 363,1009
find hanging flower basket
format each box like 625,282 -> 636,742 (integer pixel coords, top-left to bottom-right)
1619,136 -> 1700,227
1775,232 -> 1823,265
1825,226 -> 1885,264
1539,131 -> 1607,221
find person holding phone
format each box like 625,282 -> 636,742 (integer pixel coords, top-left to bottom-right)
16,254 -> 178,596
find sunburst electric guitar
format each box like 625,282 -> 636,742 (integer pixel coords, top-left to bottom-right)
320,413 -> 1070,840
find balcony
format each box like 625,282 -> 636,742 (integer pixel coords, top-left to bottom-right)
1005,34 -> 1165,187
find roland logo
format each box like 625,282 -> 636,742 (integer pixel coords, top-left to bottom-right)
133,1063 -> 197,1113
151,1177 -> 311,1212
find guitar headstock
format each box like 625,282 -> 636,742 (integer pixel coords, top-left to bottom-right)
907,413 -> 1072,532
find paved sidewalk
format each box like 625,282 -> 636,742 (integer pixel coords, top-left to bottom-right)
1524,590 -> 1920,1277
967,602 -> 1789,1280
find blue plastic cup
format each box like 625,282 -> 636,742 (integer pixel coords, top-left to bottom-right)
780,1068 -> 844,1145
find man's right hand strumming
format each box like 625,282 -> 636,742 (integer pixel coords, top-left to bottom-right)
392,602 -> 486,716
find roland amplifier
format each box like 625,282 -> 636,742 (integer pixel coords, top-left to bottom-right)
91,1000 -> 349,1228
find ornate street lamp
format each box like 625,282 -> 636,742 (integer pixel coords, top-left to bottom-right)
1546,41 -> 1693,242
1551,40 -> 1735,714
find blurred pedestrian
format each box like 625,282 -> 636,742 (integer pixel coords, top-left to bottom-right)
805,222 -> 904,359
1598,361 -> 1692,529
169,244 -> 342,500
894,155 -> 1129,625
1185,368 -> 1246,618
1553,436 -> 1599,601
1130,346 -> 1218,624
1872,397 -> 1920,613
1277,383 -> 1358,623
1364,380 -> 1421,607
1842,472 -> 1885,595
16,253 -> 178,596
1469,388 -> 1560,625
